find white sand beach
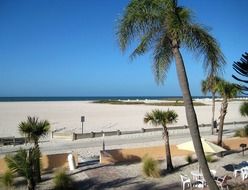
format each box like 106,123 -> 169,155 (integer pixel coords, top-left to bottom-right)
0,100 -> 246,137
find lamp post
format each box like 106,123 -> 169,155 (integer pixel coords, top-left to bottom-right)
102,132 -> 105,151
81,116 -> 85,134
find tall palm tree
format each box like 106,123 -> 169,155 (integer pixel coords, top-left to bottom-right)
117,1 -> 225,189
5,148 -> 39,190
201,76 -> 221,134
144,109 -> 178,171
216,80 -> 240,146
19,116 -> 50,182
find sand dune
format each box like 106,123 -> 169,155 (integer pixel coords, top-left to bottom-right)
0,100 -> 246,137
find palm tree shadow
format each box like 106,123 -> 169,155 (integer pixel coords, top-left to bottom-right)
73,177 -> 97,190
93,177 -> 137,190
160,160 -> 198,176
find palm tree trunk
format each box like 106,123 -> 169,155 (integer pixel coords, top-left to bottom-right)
163,126 -> 173,172
27,179 -> 35,190
172,46 -> 218,190
34,142 -> 41,182
217,98 -> 228,146
211,92 -> 216,135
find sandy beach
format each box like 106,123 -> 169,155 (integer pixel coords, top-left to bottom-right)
0,99 -> 246,137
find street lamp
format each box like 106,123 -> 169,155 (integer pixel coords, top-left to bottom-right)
102,132 -> 105,151
81,116 -> 85,134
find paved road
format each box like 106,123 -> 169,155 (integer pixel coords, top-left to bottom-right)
0,123 -> 240,156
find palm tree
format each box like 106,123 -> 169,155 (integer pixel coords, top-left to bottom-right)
5,148 -> 39,190
117,1 -> 225,189
19,116 -> 50,182
216,80 -> 240,146
201,76 -> 221,134
144,109 -> 178,172
240,102 -> 248,117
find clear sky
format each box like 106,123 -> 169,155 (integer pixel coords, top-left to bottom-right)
0,0 -> 247,97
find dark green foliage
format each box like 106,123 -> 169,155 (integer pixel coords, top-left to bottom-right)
5,148 -> 39,190
216,80 -> 240,99
239,102 -> 248,117
144,109 -> 178,127
0,170 -> 14,189
117,0 -> 225,84
142,155 -> 160,178
19,116 -> 50,182
19,116 -> 50,144
232,52 -> 248,94
53,169 -> 74,190
185,155 -> 193,163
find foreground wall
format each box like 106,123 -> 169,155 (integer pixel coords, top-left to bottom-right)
0,152 -> 78,174
100,145 -> 192,164
100,137 -> 248,164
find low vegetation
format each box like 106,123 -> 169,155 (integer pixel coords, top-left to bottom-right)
185,155 -> 193,164
205,154 -> 215,163
0,170 -> 14,190
234,125 -> 248,137
53,169 -> 74,190
142,155 -> 160,178
93,100 -> 206,106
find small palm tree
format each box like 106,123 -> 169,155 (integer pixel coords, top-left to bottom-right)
201,76 -> 221,134
19,116 -> 50,182
117,1 -> 225,188
5,148 -> 39,190
144,109 -> 178,172
216,80 -> 240,146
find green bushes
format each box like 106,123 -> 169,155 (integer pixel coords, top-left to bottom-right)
205,154 -> 215,163
53,169 -> 74,190
0,170 -> 14,190
234,125 -> 248,137
142,155 -> 160,178
185,155 -> 193,163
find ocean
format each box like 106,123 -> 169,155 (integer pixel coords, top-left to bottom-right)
0,96 -> 211,102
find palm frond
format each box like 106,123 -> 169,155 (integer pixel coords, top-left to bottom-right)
216,80 -> 240,99
5,148 -> 39,189
183,24 -> 226,76
18,116 -> 50,144
232,52 -> 248,94
153,36 -> 173,84
130,30 -> 157,60
117,0 -> 163,52
201,75 -> 222,95
144,109 -> 178,127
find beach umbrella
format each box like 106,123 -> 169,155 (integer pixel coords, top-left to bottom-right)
176,138 -> 226,154
177,138 -> 226,173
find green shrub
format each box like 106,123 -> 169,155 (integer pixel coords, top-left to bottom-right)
53,169 -> 74,190
142,155 -> 160,178
185,155 -> 193,163
205,154 -> 214,163
0,170 -> 14,189
234,125 -> 248,137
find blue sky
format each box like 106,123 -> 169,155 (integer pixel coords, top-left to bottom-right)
0,0 -> 247,97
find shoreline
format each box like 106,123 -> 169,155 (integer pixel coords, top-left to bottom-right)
0,96 -> 247,102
